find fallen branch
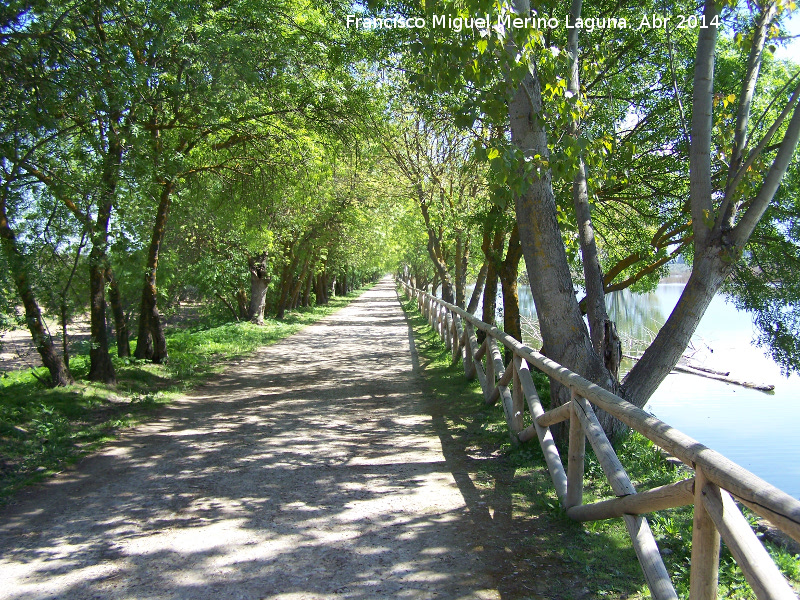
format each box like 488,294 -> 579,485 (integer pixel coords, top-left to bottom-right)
623,354 -> 774,392
682,362 -> 729,377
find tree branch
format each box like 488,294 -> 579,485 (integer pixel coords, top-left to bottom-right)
688,0 -> 719,249
725,78 -> 800,199
719,2 -> 778,228
731,94 -> 800,249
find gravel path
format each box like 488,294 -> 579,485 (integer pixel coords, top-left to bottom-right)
0,278 -> 528,600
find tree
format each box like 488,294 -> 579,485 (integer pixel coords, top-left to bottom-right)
0,7 -> 79,386
0,173 -> 73,386
381,110 -> 486,307
0,0 -> 145,384
622,0 -> 800,406
378,0 -> 800,435
503,0 -> 800,432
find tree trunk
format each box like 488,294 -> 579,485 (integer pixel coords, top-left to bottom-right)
509,54 -> 616,438
88,244 -> 115,382
467,260 -> 488,315
248,275 -> 268,323
87,137 -> 122,383
455,232 -> 469,308
302,271 -> 313,307
321,272 -> 329,303
573,163 -> 607,353
418,194 -> 455,303
106,267 -> 130,358
576,155 -> 622,379
290,254 -> 311,309
275,251 -> 299,320
275,275 -> 291,318
314,275 -> 326,306
216,292 -> 239,320
60,298 -> 70,371
499,224 -> 523,364
247,252 -> 270,324
480,226 -> 503,342
565,0 -> 622,380
0,195 -> 73,386
236,289 -> 248,320
468,214 -> 495,315
134,308 -> 153,360
135,180 -> 173,364
58,233 -> 87,370
622,247 -> 729,406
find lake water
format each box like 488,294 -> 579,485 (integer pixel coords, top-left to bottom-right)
609,284 -> 800,501
477,282 -> 800,499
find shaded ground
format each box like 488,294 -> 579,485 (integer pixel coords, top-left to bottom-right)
0,278 -> 603,600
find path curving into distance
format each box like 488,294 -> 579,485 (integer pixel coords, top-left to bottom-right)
1,277 -> 540,600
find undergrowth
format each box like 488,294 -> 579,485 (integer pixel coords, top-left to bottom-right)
0,286 -> 372,504
399,291 -> 800,600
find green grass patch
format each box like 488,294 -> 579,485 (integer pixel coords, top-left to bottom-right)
0,286 -> 372,504
399,291 -> 800,599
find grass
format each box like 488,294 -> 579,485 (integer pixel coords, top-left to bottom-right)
399,291 -> 800,599
0,286 -> 373,504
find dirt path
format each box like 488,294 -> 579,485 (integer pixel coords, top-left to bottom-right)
1,278 -> 563,600
1,320 -> 90,373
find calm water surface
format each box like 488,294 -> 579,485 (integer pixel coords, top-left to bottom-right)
509,283 -> 800,499
612,284 -> 800,500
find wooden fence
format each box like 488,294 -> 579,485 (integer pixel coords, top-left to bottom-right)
398,279 -> 800,600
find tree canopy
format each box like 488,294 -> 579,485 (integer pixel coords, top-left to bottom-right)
2,0 -> 799,425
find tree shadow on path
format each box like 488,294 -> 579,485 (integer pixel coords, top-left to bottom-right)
0,279 -> 641,600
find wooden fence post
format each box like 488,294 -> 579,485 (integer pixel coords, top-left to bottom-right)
426,296 -> 432,325
566,391 -> 585,510
463,324 -> 477,380
701,484 -> 798,600
485,338 -> 495,399
511,360 -> 525,433
452,316 -> 463,366
690,467 -> 721,600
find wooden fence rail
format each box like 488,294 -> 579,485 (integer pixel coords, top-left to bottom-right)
398,279 -> 800,600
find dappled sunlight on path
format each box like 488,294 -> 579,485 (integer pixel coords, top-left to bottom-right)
0,278 -> 526,600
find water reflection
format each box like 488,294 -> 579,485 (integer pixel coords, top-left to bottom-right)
468,283 -> 669,350
606,289 -> 665,351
